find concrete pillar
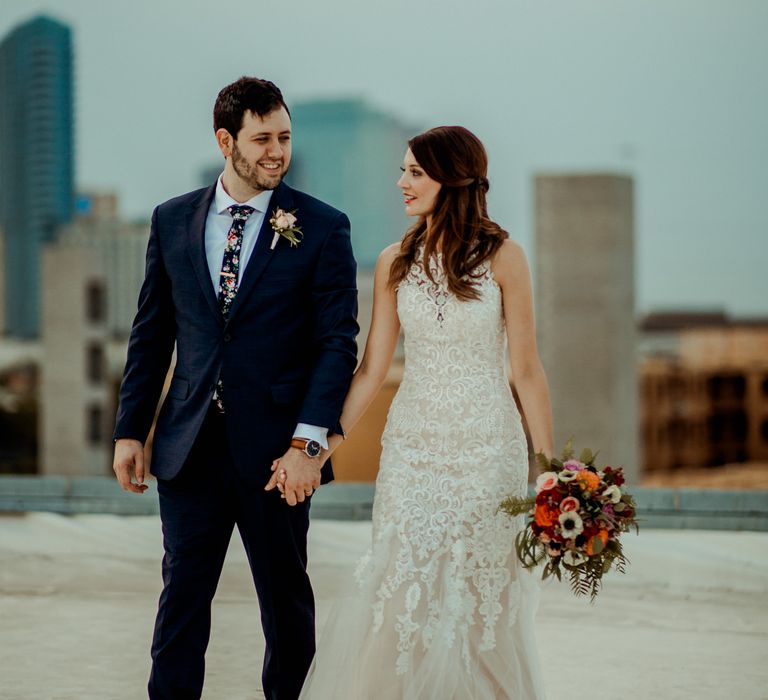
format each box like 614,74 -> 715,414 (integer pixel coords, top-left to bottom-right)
535,174 -> 639,482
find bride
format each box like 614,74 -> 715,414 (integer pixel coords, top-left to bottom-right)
294,126 -> 552,698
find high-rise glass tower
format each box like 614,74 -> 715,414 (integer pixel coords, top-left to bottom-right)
288,99 -> 414,268
0,15 -> 74,338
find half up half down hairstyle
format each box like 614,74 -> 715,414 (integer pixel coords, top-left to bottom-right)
388,126 -> 508,301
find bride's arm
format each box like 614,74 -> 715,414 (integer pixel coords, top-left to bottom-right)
322,243 -> 402,459
493,240 -> 555,460
267,244 -> 401,490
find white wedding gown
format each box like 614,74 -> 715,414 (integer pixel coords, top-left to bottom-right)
301,253 -> 547,699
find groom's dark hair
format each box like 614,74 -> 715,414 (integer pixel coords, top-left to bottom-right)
213,76 -> 290,137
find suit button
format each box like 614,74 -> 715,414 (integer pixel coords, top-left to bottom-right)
223,333 -> 232,342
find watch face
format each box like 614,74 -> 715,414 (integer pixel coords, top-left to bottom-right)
306,440 -> 322,458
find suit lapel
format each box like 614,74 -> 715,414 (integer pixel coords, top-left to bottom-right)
185,184 -> 222,325
226,181 -> 295,326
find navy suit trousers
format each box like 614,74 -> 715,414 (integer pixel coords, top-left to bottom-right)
148,406 -> 315,700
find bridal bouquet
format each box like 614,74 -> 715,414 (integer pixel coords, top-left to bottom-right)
499,439 -> 638,601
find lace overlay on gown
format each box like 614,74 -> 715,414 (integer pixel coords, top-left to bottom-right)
301,253 -> 546,700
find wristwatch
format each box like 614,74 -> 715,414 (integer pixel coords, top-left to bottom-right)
291,437 -> 322,459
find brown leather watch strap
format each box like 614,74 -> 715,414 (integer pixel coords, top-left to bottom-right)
291,438 -> 310,450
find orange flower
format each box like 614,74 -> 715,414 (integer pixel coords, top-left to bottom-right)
586,529 -> 610,555
576,470 -> 600,491
534,503 -> 559,528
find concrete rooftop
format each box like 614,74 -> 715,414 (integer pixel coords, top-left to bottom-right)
1,513 -> 767,700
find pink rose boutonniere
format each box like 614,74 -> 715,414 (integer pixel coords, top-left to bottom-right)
269,208 -> 302,250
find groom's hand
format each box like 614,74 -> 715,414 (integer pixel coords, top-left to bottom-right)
264,448 -> 321,506
113,439 -> 149,494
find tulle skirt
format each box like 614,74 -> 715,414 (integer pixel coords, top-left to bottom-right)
299,522 -> 547,699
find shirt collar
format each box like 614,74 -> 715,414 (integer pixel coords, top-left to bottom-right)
213,174 -> 275,216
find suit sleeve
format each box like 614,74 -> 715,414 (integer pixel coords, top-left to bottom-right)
113,207 -> 177,442
298,212 -> 359,432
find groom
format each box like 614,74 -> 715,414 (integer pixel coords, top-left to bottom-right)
112,76 -> 358,700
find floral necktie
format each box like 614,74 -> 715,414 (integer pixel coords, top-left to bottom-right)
214,204 -> 255,412
218,204 -> 255,317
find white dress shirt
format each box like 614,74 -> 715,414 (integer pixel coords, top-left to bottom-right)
205,175 -> 328,448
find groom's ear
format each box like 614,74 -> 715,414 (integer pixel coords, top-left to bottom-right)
215,128 -> 233,159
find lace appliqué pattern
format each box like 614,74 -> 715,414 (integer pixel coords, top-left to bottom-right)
355,252 -> 531,676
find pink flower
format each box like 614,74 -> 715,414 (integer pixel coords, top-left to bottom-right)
560,496 -> 579,512
274,209 -> 297,229
535,471 -> 559,494
563,459 -> 585,471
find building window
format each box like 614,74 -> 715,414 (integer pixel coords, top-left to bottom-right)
708,375 -> 747,401
708,410 -> 748,442
86,404 -> 104,446
85,281 -> 106,324
86,344 -> 105,384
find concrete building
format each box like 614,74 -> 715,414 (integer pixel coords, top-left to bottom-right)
55,194 -> 149,338
39,198 -> 149,475
534,174 -> 638,481
288,98 -> 414,268
640,314 -> 768,472
0,15 -> 75,338
40,243 -> 108,475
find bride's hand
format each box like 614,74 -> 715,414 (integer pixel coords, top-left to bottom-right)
265,448 -> 321,505
264,449 -> 329,498
264,459 -> 286,496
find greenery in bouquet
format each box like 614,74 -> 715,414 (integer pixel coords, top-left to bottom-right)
499,439 -> 638,601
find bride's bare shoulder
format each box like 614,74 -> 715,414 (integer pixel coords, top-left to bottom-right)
491,239 -> 530,286
376,242 -> 403,270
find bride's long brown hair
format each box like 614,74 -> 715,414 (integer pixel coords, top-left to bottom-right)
389,126 -> 508,301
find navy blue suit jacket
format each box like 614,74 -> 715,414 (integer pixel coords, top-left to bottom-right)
114,181 -> 359,485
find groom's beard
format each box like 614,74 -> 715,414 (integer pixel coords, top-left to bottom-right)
231,142 -> 287,192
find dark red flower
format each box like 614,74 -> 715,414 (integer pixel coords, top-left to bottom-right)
549,489 -> 566,504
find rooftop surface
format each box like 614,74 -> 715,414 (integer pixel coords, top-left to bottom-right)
1,512 -> 767,700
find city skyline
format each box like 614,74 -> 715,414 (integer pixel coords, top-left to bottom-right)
0,1 -> 766,316
0,15 -> 74,337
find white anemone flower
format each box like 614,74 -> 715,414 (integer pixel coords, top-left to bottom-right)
564,550 -> 588,566
558,470 -> 578,483
558,511 -> 584,538
603,485 -> 622,504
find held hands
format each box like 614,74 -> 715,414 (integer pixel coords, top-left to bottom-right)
264,447 -> 323,506
112,439 -> 149,494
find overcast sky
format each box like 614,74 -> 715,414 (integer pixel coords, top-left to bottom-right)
1,0 -> 766,315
